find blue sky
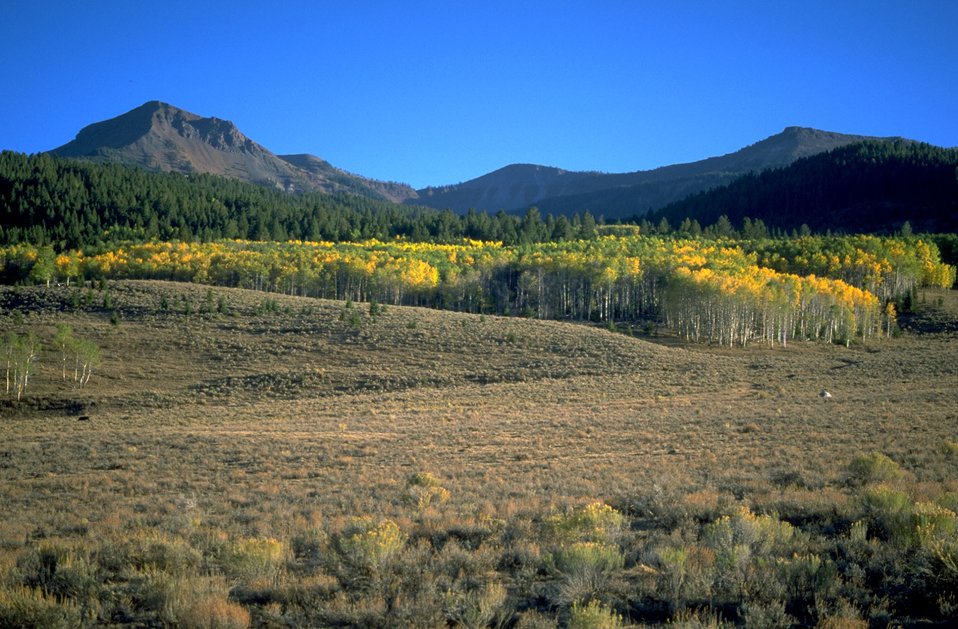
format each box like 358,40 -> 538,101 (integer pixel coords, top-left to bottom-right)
2,1 -> 956,188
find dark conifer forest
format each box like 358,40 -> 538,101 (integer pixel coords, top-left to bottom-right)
646,141 -> 958,233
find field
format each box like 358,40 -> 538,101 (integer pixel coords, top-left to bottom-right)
1,280 -> 957,627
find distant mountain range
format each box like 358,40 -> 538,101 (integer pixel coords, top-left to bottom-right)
52,101 -> 419,204
48,101 -> 948,227
413,127 -> 902,219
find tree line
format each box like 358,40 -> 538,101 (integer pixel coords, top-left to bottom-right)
645,140 -> 958,234
2,235 -> 952,347
0,152 -> 602,249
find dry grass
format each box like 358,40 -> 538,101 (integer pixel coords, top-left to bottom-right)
0,281 -> 956,625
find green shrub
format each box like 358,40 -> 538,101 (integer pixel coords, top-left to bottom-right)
224,537 -> 287,581
0,586 -> 83,629
847,452 -> 904,485
568,599 -> 626,629
668,607 -> 732,627
549,542 -> 625,605
550,542 -> 624,576
775,552 -> 840,606
703,506 -> 797,557
655,545 -> 716,611
403,472 -> 450,511
334,518 -> 406,574
546,501 -> 627,545
515,609 -> 559,628
859,484 -> 913,544
16,544 -> 100,604
442,581 -> 508,629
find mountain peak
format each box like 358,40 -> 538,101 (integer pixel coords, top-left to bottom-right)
49,101 -> 417,202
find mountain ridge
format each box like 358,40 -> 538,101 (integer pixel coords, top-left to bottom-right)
47,101 -> 930,222
412,126 -> 906,218
51,101 -> 419,204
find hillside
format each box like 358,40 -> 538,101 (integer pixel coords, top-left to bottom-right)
51,101 -> 418,202
413,127 -> 891,217
649,140 -> 958,233
1,280 -> 957,625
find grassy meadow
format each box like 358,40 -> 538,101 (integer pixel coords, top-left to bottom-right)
0,280 -> 957,627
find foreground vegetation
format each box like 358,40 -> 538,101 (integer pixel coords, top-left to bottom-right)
0,281 -> 956,626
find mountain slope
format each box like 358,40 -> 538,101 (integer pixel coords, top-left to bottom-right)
648,140 -> 958,233
413,127 -> 898,218
51,101 -> 418,202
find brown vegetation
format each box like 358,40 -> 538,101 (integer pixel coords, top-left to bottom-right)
0,281 -> 956,626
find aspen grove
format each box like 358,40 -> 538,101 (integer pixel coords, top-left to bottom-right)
1,234 -> 953,347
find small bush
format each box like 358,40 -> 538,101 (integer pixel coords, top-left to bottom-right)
16,544 -> 100,603
703,506 -> 797,557
334,518 -> 406,574
847,452 -> 903,485
668,607 -> 731,627
443,581 -> 508,628
550,542 -> 624,576
224,537 -> 287,581
403,472 -> 451,511
549,542 -> 625,605
568,599 -> 626,629
0,586 -> 83,629
181,595 -> 251,629
859,485 -> 913,544
515,609 -> 559,628
655,545 -> 716,611
546,501 -> 627,545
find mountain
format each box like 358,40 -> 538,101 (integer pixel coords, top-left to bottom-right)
648,140 -> 958,233
51,101 -> 418,203
412,127 -> 898,218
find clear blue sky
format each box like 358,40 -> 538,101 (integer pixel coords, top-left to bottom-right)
2,1 -> 956,189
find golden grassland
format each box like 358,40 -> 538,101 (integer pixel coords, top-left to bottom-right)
0,281 -> 957,627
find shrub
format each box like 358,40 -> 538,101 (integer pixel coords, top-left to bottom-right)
551,542 -> 624,575
858,485 -> 913,544
515,609 -> 559,628
0,586 -> 83,629
180,595 -> 251,629
546,501 -> 627,545
443,581 -> 508,629
403,472 -> 451,511
122,531 -> 203,574
776,553 -> 840,607
703,507 -> 798,557
224,537 -> 287,582
134,572 -> 245,627
668,607 -> 731,627
655,545 -> 716,611
568,599 -> 626,629
548,542 -> 625,605
334,518 -> 406,575
847,452 -> 904,485
16,544 -> 100,604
